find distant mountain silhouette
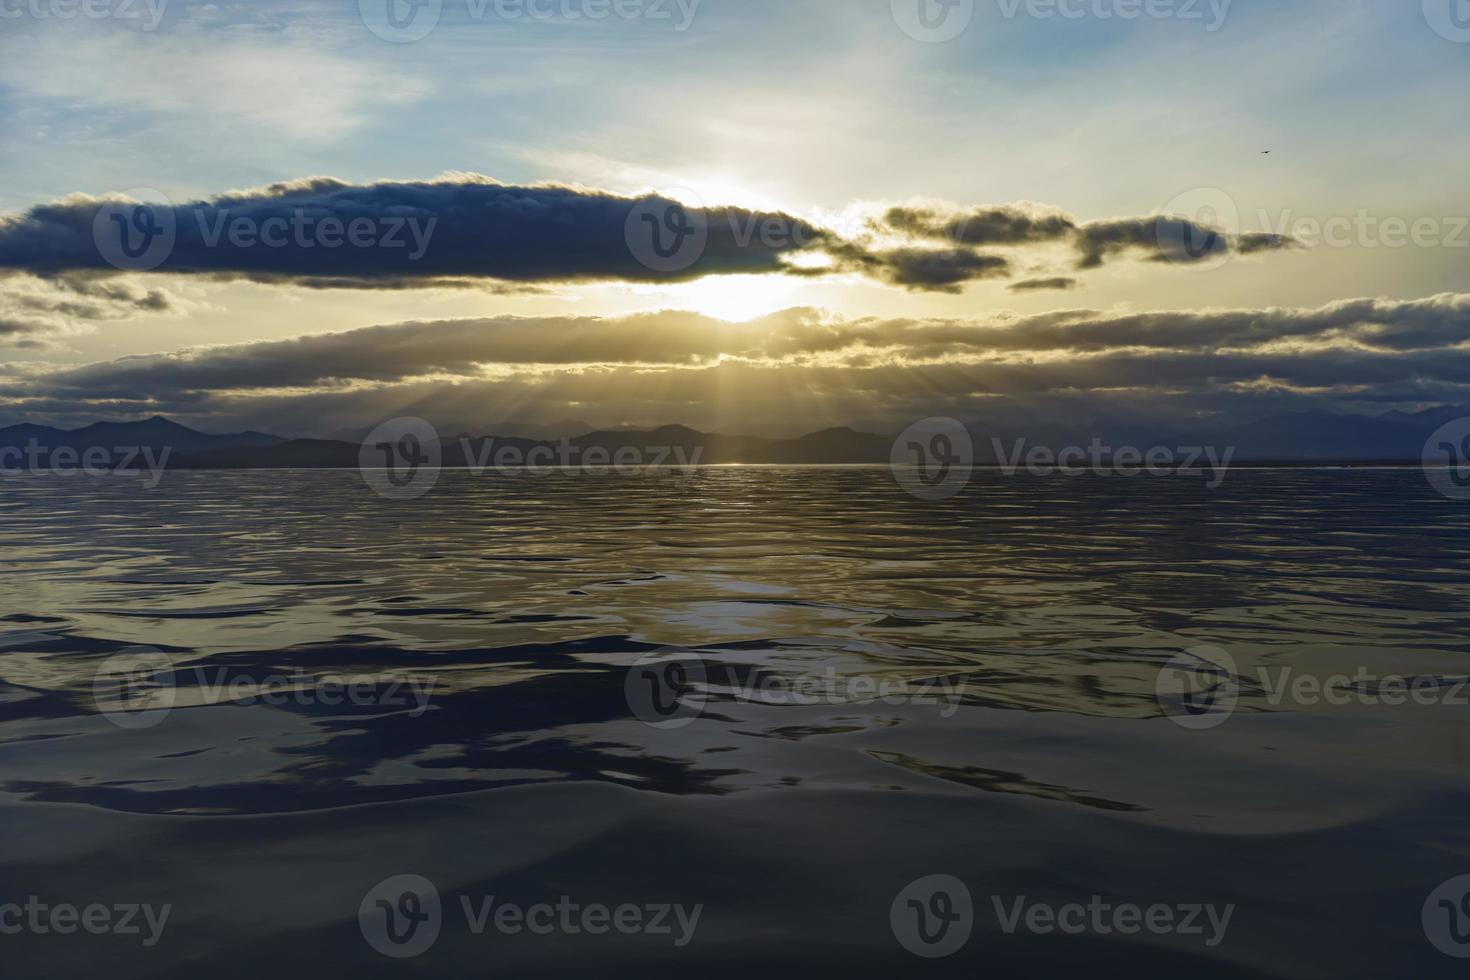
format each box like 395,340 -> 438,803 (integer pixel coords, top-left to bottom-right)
180,439 -> 359,468
745,427 -> 894,464
5,407 -> 1465,468
175,424 -> 872,468
325,419 -> 597,443
573,425 -> 771,461
1208,407 -> 1463,461
0,416 -> 282,455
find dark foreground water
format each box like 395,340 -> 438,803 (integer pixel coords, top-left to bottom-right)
3,468 -> 1470,977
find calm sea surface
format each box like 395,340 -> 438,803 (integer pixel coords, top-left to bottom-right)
3,468 -> 1470,977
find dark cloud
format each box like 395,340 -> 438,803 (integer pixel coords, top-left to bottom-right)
0,177 -> 835,288
1074,216 -> 1299,269
0,177 -> 1020,295
0,179 -> 1309,298
1236,232 -> 1300,254
876,204 -> 1301,272
880,205 -> 1077,246
1009,277 -> 1079,293
823,244 -> 1010,292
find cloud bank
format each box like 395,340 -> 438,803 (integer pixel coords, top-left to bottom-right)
6,293 -> 1468,432
0,178 -> 1302,299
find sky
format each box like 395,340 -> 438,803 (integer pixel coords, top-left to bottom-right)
0,0 -> 1466,435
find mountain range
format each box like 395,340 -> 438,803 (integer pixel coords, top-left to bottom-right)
1,406 -> 1465,467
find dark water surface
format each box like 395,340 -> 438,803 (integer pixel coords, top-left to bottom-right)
3,468 -> 1470,977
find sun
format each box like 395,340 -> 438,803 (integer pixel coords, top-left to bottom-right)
654,274 -> 807,323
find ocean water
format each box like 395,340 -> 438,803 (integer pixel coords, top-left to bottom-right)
3,468 -> 1470,977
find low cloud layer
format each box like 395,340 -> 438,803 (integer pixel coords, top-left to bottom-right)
5,293 -> 1468,433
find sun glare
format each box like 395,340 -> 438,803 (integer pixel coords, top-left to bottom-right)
656,274 -> 806,322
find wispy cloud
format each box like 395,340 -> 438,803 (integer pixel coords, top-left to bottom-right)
0,26 -> 428,143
